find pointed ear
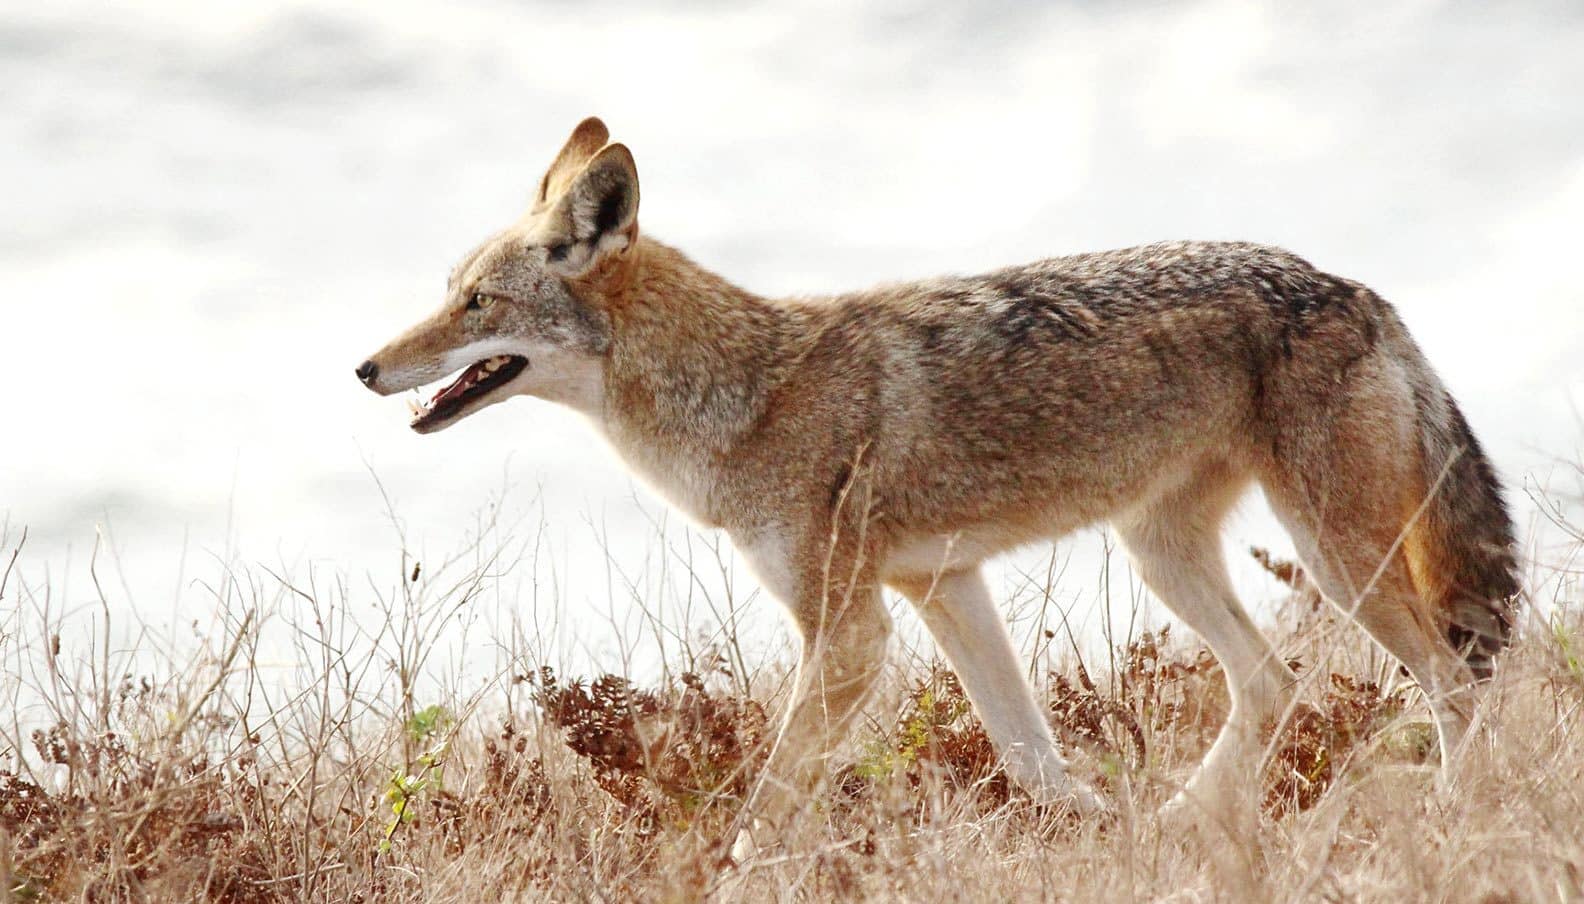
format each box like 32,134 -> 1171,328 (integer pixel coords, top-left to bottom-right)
533,116 -> 611,213
539,143 -> 639,278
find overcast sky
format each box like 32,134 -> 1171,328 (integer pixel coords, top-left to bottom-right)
2,0 -> 1581,669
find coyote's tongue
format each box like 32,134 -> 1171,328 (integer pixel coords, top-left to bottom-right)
431,360 -> 492,407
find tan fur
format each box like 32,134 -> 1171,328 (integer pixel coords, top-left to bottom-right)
356,118 -> 1520,854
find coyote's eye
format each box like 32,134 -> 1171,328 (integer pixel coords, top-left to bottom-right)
468,292 -> 495,311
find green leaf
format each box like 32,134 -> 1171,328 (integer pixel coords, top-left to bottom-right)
405,704 -> 453,744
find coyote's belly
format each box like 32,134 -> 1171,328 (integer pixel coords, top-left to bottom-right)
882,526 -> 1032,579
864,345 -> 1254,539
878,435 -> 1232,580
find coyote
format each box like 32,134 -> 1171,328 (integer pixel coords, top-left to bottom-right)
356,117 -> 1519,847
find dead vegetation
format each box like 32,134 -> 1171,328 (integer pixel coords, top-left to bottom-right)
0,524 -> 1581,902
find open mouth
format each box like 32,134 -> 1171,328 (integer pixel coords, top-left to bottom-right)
409,355 -> 529,432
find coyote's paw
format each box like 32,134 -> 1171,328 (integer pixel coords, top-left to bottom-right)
1030,774 -> 1112,819
729,824 -> 784,868
1155,787 -> 1195,824
729,828 -> 757,866
1155,769 -> 1255,828
1069,780 -> 1114,818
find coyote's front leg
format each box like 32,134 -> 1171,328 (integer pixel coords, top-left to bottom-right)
731,527 -> 892,859
889,568 -> 1109,816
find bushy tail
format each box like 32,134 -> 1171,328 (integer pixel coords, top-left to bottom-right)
1404,388 -> 1522,680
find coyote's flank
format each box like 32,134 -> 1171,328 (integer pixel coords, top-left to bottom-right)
356,116 -> 1520,856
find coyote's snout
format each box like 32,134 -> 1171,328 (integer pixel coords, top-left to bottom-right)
356,117 -> 1521,854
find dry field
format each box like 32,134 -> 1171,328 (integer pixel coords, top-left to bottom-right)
0,516 -> 1580,903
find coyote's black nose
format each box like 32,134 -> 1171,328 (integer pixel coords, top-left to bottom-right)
355,360 -> 378,386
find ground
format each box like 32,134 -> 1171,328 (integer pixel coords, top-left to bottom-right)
1,538 -> 1580,903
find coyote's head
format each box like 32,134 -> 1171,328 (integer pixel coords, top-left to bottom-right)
355,117 -> 637,433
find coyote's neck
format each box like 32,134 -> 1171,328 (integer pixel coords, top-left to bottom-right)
597,237 -> 790,524
605,238 -> 787,444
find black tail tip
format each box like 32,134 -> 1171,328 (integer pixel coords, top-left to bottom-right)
1448,595 -> 1519,682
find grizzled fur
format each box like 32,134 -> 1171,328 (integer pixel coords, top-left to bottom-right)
358,118 -> 1521,853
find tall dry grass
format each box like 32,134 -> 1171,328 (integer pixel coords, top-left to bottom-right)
0,503 -> 1581,902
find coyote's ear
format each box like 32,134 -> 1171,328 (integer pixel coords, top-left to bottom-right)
539,143 -> 639,278
533,116 -> 611,213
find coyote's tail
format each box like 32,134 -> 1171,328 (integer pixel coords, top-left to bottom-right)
1403,385 -> 1522,681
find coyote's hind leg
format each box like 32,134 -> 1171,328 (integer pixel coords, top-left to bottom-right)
1261,436 -> 1481,769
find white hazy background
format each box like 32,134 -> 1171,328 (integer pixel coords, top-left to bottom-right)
2,0 -> 1582,673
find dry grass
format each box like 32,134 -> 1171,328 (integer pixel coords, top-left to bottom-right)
1,521 -> 1581,903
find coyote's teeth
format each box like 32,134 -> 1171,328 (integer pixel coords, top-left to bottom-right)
484,357 -> 505,372
408,398 -> 425,416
